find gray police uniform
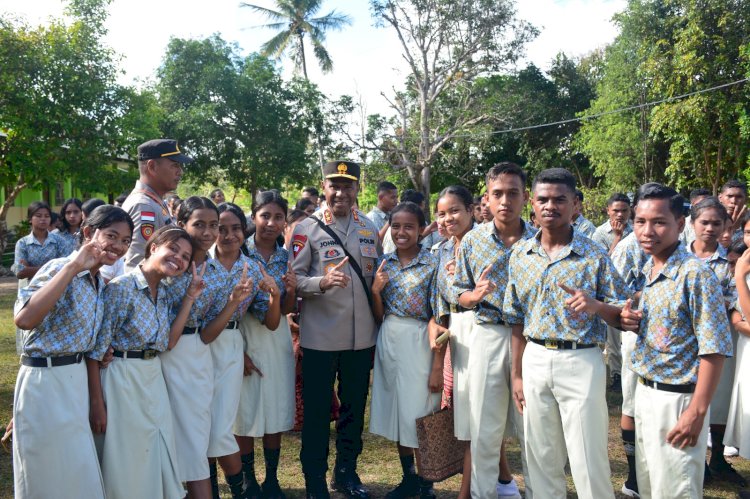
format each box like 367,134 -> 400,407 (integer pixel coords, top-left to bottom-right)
291,206 -> 380,479
122,180 -> 172,271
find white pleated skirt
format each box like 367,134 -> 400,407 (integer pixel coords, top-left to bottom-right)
208,326 -> 244,457
99,355 -> 183,499
449,310 -> 475,441
724,332 -> 750,455
13,361 -> 105,499
161,333 -> 214,481
234,314 -> 295,437
370,315 -> 440,448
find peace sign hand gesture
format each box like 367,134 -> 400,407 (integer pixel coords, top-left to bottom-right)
186,261 -> 207,300
72,229 -> 105,272
371,259 -> 389,294
281,262 -> 297,297
229,262 -> 254,305
258,264 -> 280,298
473,265 -> 496,300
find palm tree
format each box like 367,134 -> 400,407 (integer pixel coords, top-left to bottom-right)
241,0 -> 352,80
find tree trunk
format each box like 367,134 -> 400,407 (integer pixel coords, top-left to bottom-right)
298,33 -> 308,80
0,176 -> 28,269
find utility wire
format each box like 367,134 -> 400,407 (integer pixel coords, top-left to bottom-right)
447,77 -> 749,139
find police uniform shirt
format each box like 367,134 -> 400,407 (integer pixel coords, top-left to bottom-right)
122,180 -> 172,271
291,207 -> 380,351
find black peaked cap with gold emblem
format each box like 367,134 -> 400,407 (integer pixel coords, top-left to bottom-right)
323,160 -> 360,181
137,139 -> 194,163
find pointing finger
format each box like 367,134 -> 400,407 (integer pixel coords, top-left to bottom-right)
558,283 -> 576,295
333,256 -> 350,270
377,259 -> 387,273
479,264 -> 493,281
241,262 -> 248,282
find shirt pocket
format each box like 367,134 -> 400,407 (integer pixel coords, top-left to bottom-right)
561,280 -> 593,331
642,302 -> 680,353
320,246 -> 345,274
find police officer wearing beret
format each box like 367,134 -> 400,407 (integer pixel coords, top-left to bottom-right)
122,139 -> 193,270
291,161 -> 381,499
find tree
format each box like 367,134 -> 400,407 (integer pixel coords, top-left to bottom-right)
241,0 -> 351,79
157,35 -> 311,202
0,0 -> 148,257
368,0 -> 536,201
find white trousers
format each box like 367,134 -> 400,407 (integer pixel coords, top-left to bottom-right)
466,322 -> 512,499
522,341 -> 614,499
635,382 -> 708,499
621,331 -> 638,417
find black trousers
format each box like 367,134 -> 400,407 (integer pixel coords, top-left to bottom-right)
299,346 -> 374,478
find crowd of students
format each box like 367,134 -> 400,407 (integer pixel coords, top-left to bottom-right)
9,149 -> 750,499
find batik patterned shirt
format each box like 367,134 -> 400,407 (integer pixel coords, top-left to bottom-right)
51,229 -> 78,257
504,229 -> 627,344
378,247 -> 437,321
687,242 -> 735,309
11,232 -> 67,276
15,254 -> 105,357
631,244 -> 733,385
610,232 -> 647,294
453,220 -> 536,324
246,237 -> 287,322
592,220 -> 633,252
164,257 -> 229,328
572,215 -> 596,238
88,266 -> 172,360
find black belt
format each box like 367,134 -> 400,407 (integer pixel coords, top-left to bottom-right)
113,349 -> 159,360
449,304 -> 470,314
640,377 -> 695,393
225,320 -> 239,330
183,326 -> 200,335
529,338 -> 596,350
21,353 -> 83,368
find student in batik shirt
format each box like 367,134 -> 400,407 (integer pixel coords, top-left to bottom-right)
621,183 -> 733,498
12,201 -> 67,282
683,196 -> 746,485
454,163 -> 536,499
86,225 -> 202,499
234,192 -> 296,499
504,168 -> 627,499
163,197 -> 256,499
12,205 -> 132,499
52,198 -> 83,256
368,201 -> 440,499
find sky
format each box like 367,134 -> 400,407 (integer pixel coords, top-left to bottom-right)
0,0 -> 627,116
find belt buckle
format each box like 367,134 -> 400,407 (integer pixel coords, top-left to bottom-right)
143,350 -> 158,360
544,339 -> 558,350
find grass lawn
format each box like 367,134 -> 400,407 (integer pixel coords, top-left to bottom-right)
0,280 -> 748,498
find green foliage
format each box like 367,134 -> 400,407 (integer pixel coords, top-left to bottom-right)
157,35 -> 312,200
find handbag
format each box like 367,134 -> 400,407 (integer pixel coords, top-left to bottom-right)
414,407 -> 467,482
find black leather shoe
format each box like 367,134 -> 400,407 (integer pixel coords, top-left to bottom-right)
331,467 -> 370,499
304,475 -> 330,499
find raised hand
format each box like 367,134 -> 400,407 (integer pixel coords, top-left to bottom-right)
473,264 -> 497,300
444,259 -> 456,277
732,205 -> 748,231
186,261 -> 207,300
558,282 -> 599,315
736,247 -> 750,279
371,259 -> 389,294
229,262 -> 254,304
619,299 -> 643,332
72,229 -> 105,271
281,261 -> 297,296
319,256 -> 351,291
258,264 -> 280,297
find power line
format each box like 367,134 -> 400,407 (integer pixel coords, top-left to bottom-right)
448,77 -> 749,139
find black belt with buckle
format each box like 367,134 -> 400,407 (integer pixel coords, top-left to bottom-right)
640,377 -> 695,393
21,353 -> 83,368
183,326 -> 200,335
225,320 -> 239,329
449,304 -> 470,314
113,349 -> 159,360
529,338 -> 596,350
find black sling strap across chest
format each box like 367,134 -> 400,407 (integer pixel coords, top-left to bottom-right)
313,216 -> 374,309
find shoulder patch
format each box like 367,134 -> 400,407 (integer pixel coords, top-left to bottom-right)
141,211 -> 156,222
141,223 -> 155,240
292,234 -> 307,259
